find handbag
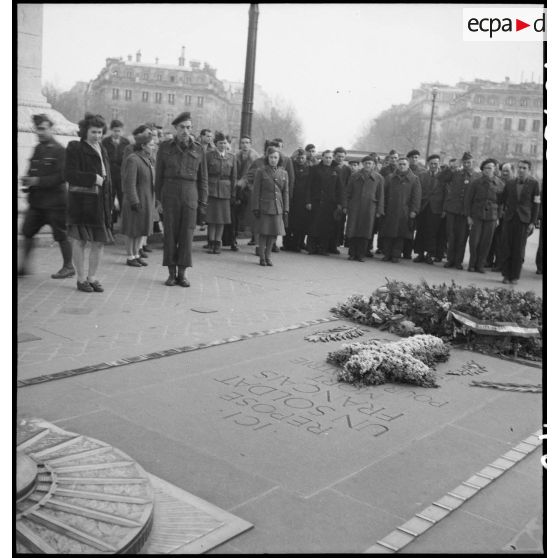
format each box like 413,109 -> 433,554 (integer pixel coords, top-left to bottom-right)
68,184 -> 100,196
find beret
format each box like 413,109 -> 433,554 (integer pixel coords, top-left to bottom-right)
171,112 -> 192,126
407,149 -> 420,158
361,155 -> 374,163
427,153 -> 440,162
110,119 -> 123,129
214,131 -> 226,143
461,151 -> 473,161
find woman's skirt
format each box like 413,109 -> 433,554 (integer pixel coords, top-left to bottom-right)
256,213 -> 285,236
68,224 -> 114,244
206,197 -> 231,225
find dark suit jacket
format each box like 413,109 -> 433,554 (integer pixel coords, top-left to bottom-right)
501,176 -> 540,225
418,171 -> 445,214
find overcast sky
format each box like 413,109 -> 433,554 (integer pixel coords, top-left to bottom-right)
42,3 -> 543,148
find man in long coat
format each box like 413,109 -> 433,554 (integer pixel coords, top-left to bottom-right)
332,147 -> 352,250
381,157 -> 421,262
343,155 -> 384,261
413,154 -> 444,265
306,150 -> 343,256
500,160 -> 540,284
155,112 -> 207,287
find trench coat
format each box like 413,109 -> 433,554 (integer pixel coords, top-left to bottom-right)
344,169 -> 385,239
120,151 -> 154,237
65,140 -> 113,229
381,171 -> 421,239
307,162 -> 343,238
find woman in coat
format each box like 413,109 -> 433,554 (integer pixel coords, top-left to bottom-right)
206,132 -> 237,254
65,113 -> 113,292
252,146 -> 289,266
344,155 -> 385,261
283,148 -> 311,252
121,126 -> 155,267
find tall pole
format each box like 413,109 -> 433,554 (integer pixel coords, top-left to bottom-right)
240,4 -> 259,138
425,86 -> 438,160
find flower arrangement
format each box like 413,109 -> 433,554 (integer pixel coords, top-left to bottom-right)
328,334 -> 450,388
332,280 -> 542,361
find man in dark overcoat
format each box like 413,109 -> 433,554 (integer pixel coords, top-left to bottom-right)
413,154 -> 444,265
332,147 -> 352,250
343,155 -> 384,261
19,114 -> 74,278
500,160 -> 540,284
439,151 -> 480,269
155,112 -> 208,287
306,150 -> 343,256
381,157 -> 421,262
102,119 -> 130,223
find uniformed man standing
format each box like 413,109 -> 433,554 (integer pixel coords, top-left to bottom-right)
500,160 -> 540,284
19,114 -> 75,278
155,112 -> 208,287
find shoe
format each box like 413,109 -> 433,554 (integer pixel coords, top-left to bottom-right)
503,278 -> 510,284
375,249 -> 383,254
403,254 -> 412,260
366,252 -> 374,258
455,264 -> 463,270
425,255 -> 434,265
255,247 -> 260,257
356,257 -> 365,262
476,268 -> 486,274
491,266 -> 502,272
272,244 -> 279,253
317,250 -> 330,256
231,243 -> 239,252
142,245 -> 152,252
88,280 -> 104,292
77,280 -> 93,292
259,259 -> 267,266
247,240 -> 256,246
165,275 -> 176,286
51,266 -> 76,279
175,276 -> 190,287
348,255 -> 355,260
329,248 -> 341,255
413,254 -> 425,263
135,258 -> 148,266
126,258 -> 142,267
203,243 -> 210,250
139,249 -> 148,258
434,257 -> 443,263
214,241 -> 222,254
391,258 -> 400,263
467,266 -> 475,272
381,256 -> 391,262
280,246 -> 286,251
444,262 -> 455,269
510,279 -> 518,285
266,259 -> 273,266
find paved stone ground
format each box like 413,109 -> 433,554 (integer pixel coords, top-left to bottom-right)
16,232 -> 544,553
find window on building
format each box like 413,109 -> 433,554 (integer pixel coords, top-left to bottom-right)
530,144 -> 538,155
487,96 -> 497,105
470,136 -> 478,150
519,97 -> 529,107
155,92 -> 162,104
504,118 -> 512,131
127,71 -> 133,78
170,75 -> 175,82
185,95 -> 191,105
505,96 -> 515,106
125,89 -> 132,101
157,74 -> 162,81
186,76 -> 192,84
515,143 -> 523,154
112,88 -> 119,100
472,116 -> 481,129
474,95 -> 485,104
142,73 -> 149,80
142,91 -> 149,102
197,96 -> 204,107
111,108 -> 119,119
168,93 -> 175,105
518,118 -> 526,131
534,98 -> 542,108
167,113 -> 174,125
486,117 -> 494,129
532,119 -> 541,132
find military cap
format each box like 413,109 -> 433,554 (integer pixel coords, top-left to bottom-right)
32,113 -> 54,127
480,158 -> 498,170
461,151 -> 473,161
171,112 -> 192,126
214,131 -> 226,143
407,149 -> 420,158
427,153 -> 440,162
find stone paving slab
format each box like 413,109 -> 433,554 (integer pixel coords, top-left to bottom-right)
17,319 -> 543,553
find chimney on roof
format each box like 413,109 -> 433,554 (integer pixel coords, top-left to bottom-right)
136,50 -> 141,63
179,46 -> 186,67
127,54 -> 132,62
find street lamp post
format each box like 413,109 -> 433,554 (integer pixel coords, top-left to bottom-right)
425,86 -> 438,160
240,4 -> 259,138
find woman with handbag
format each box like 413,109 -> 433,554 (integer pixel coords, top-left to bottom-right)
65,113 -> 114,292
121,126 -> 155,267
251,146 -> 289,266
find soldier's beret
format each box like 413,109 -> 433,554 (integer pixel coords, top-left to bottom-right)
214,131 -> 226,143
407,149 -> 420,158
461,151 -> 473,161
361,155 -> 375,163
427,153 -> 440,162
171,112 -> 192,126
32,113 -> 54,127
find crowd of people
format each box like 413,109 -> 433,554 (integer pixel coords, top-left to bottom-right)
19,111 -> 542,292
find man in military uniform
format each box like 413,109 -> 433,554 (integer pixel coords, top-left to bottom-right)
500,160 -> 540,284
19,114 -> 74,278
155,112 -> 208,287
440,151 -> 480,269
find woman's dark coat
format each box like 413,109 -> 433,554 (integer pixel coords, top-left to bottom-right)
65,140 -> 113,228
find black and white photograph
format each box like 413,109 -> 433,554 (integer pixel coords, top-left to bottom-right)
15,2 -> 548,554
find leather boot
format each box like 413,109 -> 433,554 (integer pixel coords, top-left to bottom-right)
206,241 -> 214,254
165,265 -> 177,286
214,241 -> 222,254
